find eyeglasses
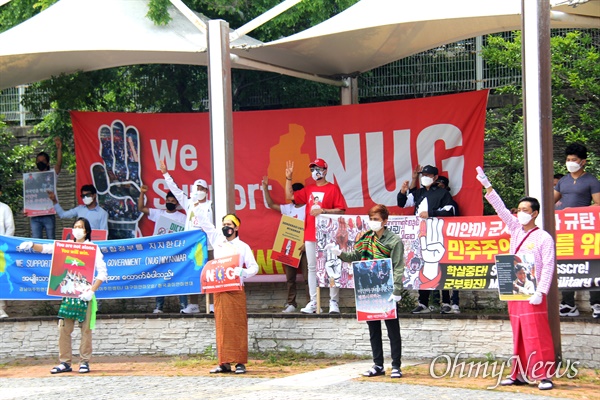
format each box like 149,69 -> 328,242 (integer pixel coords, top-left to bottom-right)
80,193 -> 93,198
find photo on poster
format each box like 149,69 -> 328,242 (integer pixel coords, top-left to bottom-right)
495,254 -> 537,301
352,258 -> 397,322
23,171 -> 56,217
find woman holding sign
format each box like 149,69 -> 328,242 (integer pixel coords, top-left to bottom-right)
476,167 -> 556,391
18,217 -> 107,375
196,212 -> 258,375
326,204 -> 405,379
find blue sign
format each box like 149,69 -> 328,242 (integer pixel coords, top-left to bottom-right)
0,230 -> 207,300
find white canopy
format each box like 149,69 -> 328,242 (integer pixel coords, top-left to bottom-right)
0,0 -> 598,89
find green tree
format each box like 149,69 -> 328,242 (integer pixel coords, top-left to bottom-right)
0,120 -> 35,211
481,30 -> 600,214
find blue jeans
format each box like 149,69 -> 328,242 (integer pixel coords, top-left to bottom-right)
155,296 -> 187,310
30,215 -> 56,239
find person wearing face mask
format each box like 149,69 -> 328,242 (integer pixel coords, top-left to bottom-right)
160,160 -> 213,314
262,176 -> 309,313
27,137 -> 63,240
327,204 -> 405,379
137,186 -> 187,313
18,217 -> 107,375
476,166 -> 556,391
192,212 -> 258,374
397,165 -> 457,314
554,143 -> 600,318
48,184 -> 108,231
284,159 -> 347,314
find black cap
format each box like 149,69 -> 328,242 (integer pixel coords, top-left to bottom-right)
420,165 -> 439,175
437,176 -> 449,186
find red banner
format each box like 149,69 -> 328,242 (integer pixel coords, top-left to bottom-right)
72,91 -> 488,276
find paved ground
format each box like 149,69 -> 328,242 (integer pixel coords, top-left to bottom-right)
0,361 -> 567,400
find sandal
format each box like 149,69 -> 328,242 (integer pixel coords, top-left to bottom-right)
362,365 -> 385,377
209,364 -> 232,373
79,362 -> 90,374
391,368 -> 402,378
50,362 -> 72,374
235,364 -> 246,374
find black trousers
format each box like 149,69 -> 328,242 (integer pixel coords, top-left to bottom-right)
561,290 -> 600,307
367,315 -> 402,369
419,290 -> 459,306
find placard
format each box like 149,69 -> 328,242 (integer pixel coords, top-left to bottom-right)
47,241 -> 97,298
270,215 -> 304,268
200,254 -> 242,294
352,258 -> 397,322
23,171 -> 56,217
495,254 -> 536,301
153,214 -> 185,236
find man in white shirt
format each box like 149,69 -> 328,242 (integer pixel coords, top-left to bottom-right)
0,183 -> 15,318
138,185 -> 187,313
160,160 -> 213,314
262,176 -> 308,313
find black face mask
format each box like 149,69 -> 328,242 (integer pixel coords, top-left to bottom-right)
222,226 -> 235,238
165,203 -> 177,211
37,162 -> 48,171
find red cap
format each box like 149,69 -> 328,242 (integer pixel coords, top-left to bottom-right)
309,158 -> 328,169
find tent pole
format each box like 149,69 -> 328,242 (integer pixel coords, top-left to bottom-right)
208,20 -> 235,222
521,0 -> 561,363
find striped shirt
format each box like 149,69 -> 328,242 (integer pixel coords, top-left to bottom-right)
486,190 -> 555,295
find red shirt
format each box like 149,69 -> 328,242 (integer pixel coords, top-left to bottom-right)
293,182 -> 347,241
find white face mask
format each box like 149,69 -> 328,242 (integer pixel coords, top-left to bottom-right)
368,220 -> 383,232
566,161 -> 581,173
191,190 -> 206,202
517,211 -> 533,226
82,195 -> 94,206
72,228 -> 86,240
421,176 -> 434,187
312,170 -> 325,181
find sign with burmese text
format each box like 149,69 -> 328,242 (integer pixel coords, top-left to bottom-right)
201,255 -> 242,294
71,90 -> 488,279
315,206 -> 600,291
47,241 -> 97,298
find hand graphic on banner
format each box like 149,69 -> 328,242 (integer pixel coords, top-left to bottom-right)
419,218 -> 446,283
91,120 -> 143,239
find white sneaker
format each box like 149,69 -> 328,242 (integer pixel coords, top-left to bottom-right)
152,308 -> 163,314
538,379 -> 553,390
329,300 -> 340,314
450,304 -> 460,314
301,301 -> 320,314
0,309 -> 8,319
559,303 -> 579,317
282,304 -> 296,313
180,304 -> 200,314
592,304 -> 600,319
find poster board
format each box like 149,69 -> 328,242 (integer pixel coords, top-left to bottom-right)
201,254 -> 242,294
271,215 -> 304,268
23,171 -> 56,217
153,214 -> 185,236
352,258 -> 397,321
495,254 -> 536,301
47,241 -> 97,298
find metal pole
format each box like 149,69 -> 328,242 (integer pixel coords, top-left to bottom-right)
522,0 -> 561,362
340,77 -> 358,105
18,85 -> 26,127
475,36 -> 483,91
208,20 -> 235,222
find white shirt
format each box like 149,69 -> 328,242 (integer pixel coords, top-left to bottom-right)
0,201 -> 15,236
148,208 -> 187,225
280,203 -> 306,221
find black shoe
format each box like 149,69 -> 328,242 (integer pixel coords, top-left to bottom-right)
411,304 -> 431,314
363,365 -> 385,377
440,303 -> 452,314
235,364 -> 246,374
209,363 -> 232,373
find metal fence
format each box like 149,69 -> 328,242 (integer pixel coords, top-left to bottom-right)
1,29 -> 597,125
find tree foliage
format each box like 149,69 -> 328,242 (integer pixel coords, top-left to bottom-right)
0,120 -> 35,211
481,30 -> 600,213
